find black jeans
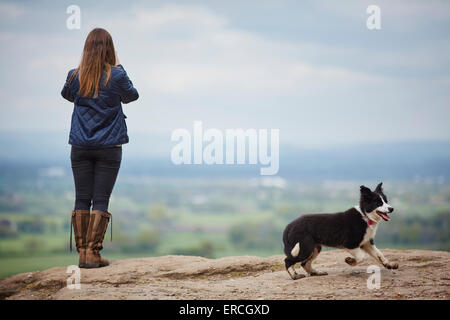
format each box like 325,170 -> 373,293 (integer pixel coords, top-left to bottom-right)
71,146 -> 122,212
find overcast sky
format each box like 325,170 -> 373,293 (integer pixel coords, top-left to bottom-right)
0,0 -> 449,149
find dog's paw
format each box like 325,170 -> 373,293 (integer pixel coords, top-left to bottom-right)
384,262 -> 398,270
292,274 -> 306,280
310,271 -> 328,276
345,257 -> 357,266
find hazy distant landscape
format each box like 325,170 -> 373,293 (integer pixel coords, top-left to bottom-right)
0,132 -> 449,279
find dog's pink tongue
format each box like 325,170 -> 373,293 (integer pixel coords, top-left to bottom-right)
381,213 -> 391,221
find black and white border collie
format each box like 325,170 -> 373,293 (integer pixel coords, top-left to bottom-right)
282,183 -> 398,280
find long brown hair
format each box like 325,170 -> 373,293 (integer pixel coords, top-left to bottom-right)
70,28 -> 116,98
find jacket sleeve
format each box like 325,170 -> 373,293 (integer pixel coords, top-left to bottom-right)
61,70 -> 76,102
116,65 -> 139,104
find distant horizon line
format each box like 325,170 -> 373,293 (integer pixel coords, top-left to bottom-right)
1,129 -> 450,150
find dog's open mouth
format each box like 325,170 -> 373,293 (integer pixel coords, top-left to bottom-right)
376,210 -> 391,221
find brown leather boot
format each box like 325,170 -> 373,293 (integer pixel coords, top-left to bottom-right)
70,210 -> 90,268
85,210 -> 112,268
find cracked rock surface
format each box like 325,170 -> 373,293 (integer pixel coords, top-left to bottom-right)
0,250 -> 448,300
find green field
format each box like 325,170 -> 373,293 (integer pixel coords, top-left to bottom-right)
1,177 -> 449,279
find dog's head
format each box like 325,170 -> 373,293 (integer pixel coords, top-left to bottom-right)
360,183 -> 394,222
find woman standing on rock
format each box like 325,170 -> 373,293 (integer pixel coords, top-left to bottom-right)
61,28 -> 139,268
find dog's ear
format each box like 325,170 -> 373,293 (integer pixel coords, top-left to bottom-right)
360,185 -> 372,195
375,182 -> 383,193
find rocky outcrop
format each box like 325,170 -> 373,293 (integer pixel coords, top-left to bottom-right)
1,249 -> 449,300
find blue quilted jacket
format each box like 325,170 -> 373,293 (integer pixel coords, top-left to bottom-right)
61,65 -> 139,147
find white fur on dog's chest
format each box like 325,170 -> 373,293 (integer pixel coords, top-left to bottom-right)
354,205 -> 378,246
361,224 -> 377,245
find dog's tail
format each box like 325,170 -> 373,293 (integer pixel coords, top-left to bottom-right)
290,242 -> 300,258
